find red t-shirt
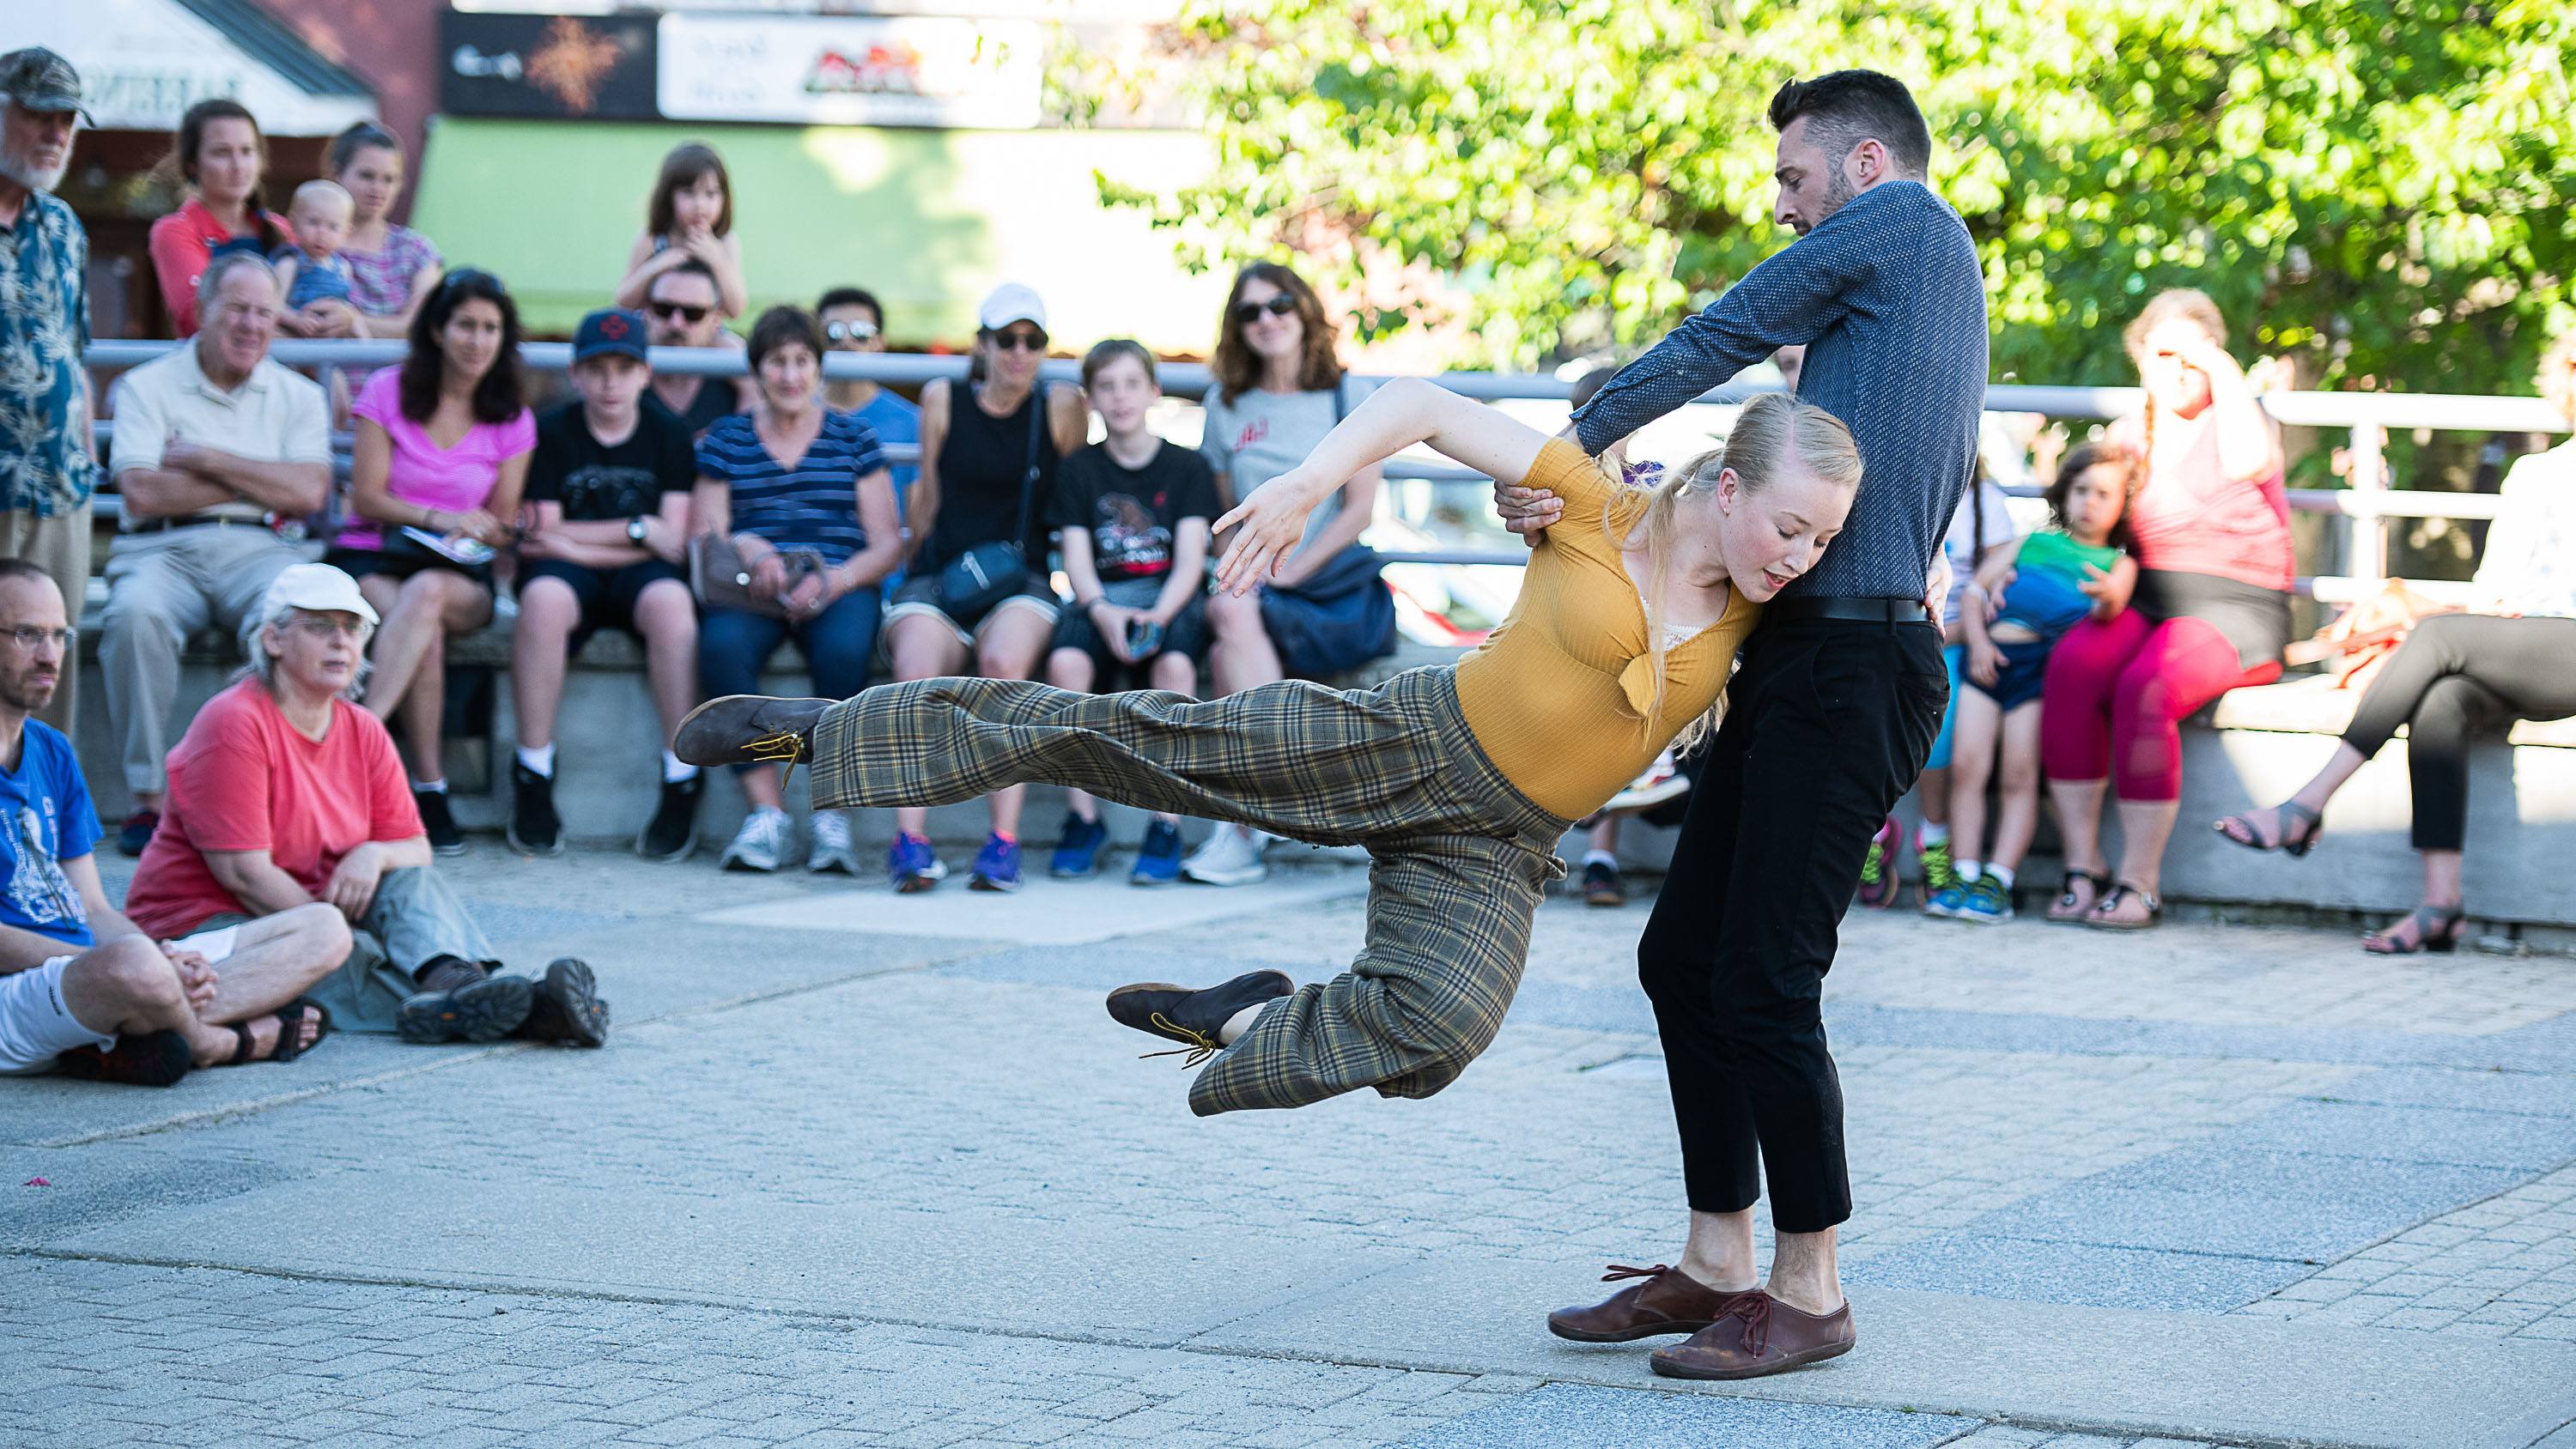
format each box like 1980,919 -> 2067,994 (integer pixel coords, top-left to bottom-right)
147,197 -> 297,337
124,680 -> 422,937
2111,409 -> 2294,591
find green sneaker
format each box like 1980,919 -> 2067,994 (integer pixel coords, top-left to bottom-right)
1956,871 -> 2015,925
1856,816 -> 1901,909
1917,835 -> 1959,907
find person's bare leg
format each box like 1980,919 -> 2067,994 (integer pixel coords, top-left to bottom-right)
1047,646 -> 1102,821
194,904 -> 351,1052
2046,777 -> 2109,917
1677,1207 -> 1762,1292
740,763 -> 784,813
1206,589 -> 1283,695
58,937 -> 249,1067
1990,704 -> 2046,873
886,616 -> 969,841
1145,650 -> 1198,824
2421,848 -> 2464,907
1765,1228 -> 1844,1315
1947,692 -> 2002,874
364,572 -> 451,723
2111,797 -> 2181,896
2224,743 -> 2369,848
510,577 -> 580,751
635,581 -> 701,748
355,574 -> 410,718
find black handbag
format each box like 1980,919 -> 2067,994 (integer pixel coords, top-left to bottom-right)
934,385 -> 1045,619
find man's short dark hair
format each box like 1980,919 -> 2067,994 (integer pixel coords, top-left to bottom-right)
649,258 -> 720,300
746,305 -> 825,370
1768,70 -> 1933,178
0,558 -> 56,596
815,287 -> 884,326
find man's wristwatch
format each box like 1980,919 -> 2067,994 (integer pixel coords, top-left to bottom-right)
627,516 -> 651,545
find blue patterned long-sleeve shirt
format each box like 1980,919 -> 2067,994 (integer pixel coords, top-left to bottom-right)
0,191 -> 94,517
1572,179 -> 1987,601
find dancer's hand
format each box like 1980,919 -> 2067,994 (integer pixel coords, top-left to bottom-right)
1213,467 -> 1333,595
1923,551 -> 1953,619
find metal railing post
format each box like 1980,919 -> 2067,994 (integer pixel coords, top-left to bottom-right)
2348,421 -> 2389,584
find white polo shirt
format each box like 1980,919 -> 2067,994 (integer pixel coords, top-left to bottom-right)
108,343 -> 331,528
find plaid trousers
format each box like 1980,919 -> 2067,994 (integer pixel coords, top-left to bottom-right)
809,666 -> 1570,1114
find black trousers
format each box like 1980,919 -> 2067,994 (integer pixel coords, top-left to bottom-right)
1638,615 -> 1947,1234
2340,613 -> 2576,852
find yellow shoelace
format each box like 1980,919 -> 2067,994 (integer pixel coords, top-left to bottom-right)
747,730 -> 804,796
1140,1011 -> 1219,1067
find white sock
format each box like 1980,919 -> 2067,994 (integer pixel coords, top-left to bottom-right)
516,744 -> 556,778
412,778 -> 448,795
1987,864 -> 2016,889
1954,858 -> 1982,883
663,751 -> 698,784
1918,822 -> 1950,847
1583,848 -> 1620,870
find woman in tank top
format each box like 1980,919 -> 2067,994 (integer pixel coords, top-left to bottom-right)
879,282 -> 1089,894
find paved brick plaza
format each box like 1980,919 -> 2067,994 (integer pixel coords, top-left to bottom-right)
6,846 -> 2575,1448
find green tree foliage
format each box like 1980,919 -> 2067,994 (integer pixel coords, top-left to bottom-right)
1099,0 -> 2573,391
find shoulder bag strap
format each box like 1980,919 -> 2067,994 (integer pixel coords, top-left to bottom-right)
1014,384 -> 1044,557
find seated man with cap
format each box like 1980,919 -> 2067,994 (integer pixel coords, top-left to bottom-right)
99,252 -> 329,858
508,306 -> 702,860
0,561 -> 348,1088
123,565 -> 611,1049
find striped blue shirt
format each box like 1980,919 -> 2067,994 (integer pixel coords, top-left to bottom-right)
1573,179 -> 1988,600
696,410 -> 888,566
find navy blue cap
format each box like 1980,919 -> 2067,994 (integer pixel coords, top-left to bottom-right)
573,307 -> 650,364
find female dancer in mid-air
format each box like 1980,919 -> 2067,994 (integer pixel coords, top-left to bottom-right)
677,379 -> 1862,1116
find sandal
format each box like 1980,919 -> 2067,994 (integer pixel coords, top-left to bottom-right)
228,998 -> 331,1065
2215,801 -> 2324,858
2049,870 -> 2110,923
2085,882 -> 2161,931
2364,904 -> 2467,955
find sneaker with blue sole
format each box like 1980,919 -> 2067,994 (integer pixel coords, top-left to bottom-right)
1050,812 -> 1107,878
1923,880 -> 1970,920
888,832 -> 945,894
1955,872 -> 2015,925
969,832 -> 1024,893
1131,819 -> 1183,885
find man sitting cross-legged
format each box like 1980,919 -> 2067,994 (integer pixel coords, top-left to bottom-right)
0,561 -> 348,1086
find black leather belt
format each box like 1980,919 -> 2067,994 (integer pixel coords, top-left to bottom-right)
1765,596 -> 1933,624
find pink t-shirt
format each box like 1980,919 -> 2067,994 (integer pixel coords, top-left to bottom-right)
124,680 -> 424,937
334,367 -> 535,552
2110,409 -> 2294,592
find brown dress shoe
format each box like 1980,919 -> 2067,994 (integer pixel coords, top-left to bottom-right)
1649,1290 -> 1855,1379
673,695 -> 834,770
1546,1264 -> 1752,1343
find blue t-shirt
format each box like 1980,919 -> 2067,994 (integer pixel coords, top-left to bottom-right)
695,410 -> 889,567
0,721 -> 100,948
844,391 -> 920,590
1996,530 -> 2126,640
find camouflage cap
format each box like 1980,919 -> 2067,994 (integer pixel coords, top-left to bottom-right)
0,48 -> 92,124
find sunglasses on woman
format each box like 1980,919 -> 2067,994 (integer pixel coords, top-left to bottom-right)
650,300 -> 712,324
982,327 -> 1047,354
1232,294 -> 1299,327
824,319 -> 880,343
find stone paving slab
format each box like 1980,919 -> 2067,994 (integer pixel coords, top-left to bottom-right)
1394,1384 -> 1979,1447
1186,1258 -> 2576,1448
1844,1234 -> 2314,1313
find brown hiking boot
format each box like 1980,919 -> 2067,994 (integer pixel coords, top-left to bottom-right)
1649,1290 -> 1856,1379
1546,1264 -> 1752,1343
672,695 -> 833,771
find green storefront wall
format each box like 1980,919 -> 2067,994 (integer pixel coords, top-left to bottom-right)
409,117 -> 1232,354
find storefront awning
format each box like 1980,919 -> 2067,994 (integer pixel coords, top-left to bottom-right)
19,0 -> 376,136
408,117 -> 1229,350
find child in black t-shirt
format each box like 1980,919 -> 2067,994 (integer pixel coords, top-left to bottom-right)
510,307 -> 706,862
1043,340 -> 1219,884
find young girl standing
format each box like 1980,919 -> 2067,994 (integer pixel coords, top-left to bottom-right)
1931,444 -> 2139,923
612,142 -> 749,319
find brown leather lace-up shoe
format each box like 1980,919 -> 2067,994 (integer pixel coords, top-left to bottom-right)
1648,1289 -> 1855,1379
1546,1264 -> 1752,1343
672,695 -> 835,771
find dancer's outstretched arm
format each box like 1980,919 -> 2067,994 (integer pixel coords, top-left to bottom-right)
1213,377 -> 1550,594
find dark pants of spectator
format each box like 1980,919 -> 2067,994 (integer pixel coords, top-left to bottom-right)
1637,615 -> 1947,1234
2039,609 -> 2282,802
2339,613 -> 2576,852
696,589 -> 882,773
193,867 -> 499,1034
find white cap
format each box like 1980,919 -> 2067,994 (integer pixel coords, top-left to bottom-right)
264,563 -> 380,628
976,282 -> 1047,333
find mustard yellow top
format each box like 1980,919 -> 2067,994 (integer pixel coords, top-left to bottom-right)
1452,440 -> 1760,819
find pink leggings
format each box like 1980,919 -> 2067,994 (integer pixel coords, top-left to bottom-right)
2041,611 -> 2281,802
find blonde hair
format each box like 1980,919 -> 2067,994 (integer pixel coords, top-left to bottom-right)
1607,391 -> 1864,755
289,178 -> 353,221
2540,327 -> 2576,427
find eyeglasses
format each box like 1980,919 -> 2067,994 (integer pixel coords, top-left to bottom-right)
823,319 -> 880,343
982,328 -> 1047,354
1232,294 -> 1299,327
3,626 -> 75,652
293,615 -> 368,640
649,301 -> 713,324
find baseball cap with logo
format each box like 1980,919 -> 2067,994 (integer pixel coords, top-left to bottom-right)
976,282 -> 1047,334
0,48 -> 93,124
264,563 -> 380,628
574,306 -> 651,365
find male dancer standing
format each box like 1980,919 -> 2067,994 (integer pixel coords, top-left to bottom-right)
1523,71 -> 1986,1379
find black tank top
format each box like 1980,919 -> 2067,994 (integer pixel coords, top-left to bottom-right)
927,384 -> 1060,570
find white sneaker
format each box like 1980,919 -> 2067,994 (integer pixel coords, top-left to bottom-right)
1180,823 -> 1271,886
1605,749 -> 1690,813
720,807 -> 792,872
806,809 -> 861,875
